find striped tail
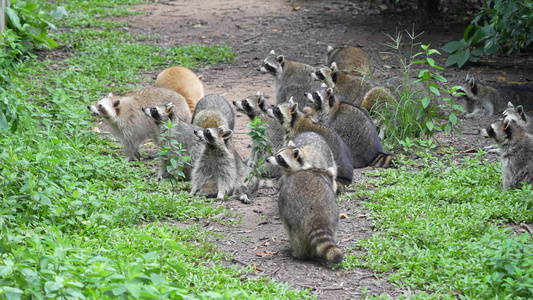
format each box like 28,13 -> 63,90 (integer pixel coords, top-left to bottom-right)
309,228 -> 343,264
371,153 -> 396,168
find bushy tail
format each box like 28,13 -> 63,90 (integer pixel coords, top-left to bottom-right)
310,228 -> 343,264
371,153 -> 396,168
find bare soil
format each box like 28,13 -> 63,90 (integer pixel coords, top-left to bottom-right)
95,0 -> 533,298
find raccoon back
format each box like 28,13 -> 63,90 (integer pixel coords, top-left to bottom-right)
155,66 -> 205,115
192,94 -> 235,130
326,45 -> 371,76
278,169 -> 343,263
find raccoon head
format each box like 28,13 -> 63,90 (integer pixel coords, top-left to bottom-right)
484,118 -> 516,146
503,102 -> 528,124
232,91 -> 266,118
194,125 -> 233,147
455,75 -> 478,101
266,141 -> 304,172
258,50 -> 284,78
310,65 -> 335,87
142,102 -> 175,124
88,93 -> 120,118
266,97 -> 299,127
305,89 -> 326,111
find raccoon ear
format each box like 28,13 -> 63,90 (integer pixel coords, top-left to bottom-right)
321,82 -> 328,89
516,105 -> 525,118
276,55 -> 285,65
288,98 -> 298,114
507,101 -> 515,109
465,74 -> 470,81
468,77 -> 477,95
197,75 -> 203,81
165,103 -> 175,114
220,128 -> 233,140
270,50 -> 276,55
503,118 -> 513,132
330,62 -> 338,71
326,88 -> 334,98
112,99 -> 121,108
256,91 -> 265,106
327,45 -> 334,54
107,93 -> 114,98
325,166 -> 336,179
292,148 -> 301,160
287,140 -> 296,147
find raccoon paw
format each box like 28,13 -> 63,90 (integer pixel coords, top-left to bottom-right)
238,194 -> 252,204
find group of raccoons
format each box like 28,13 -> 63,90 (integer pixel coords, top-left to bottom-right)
88,45 -> 533,265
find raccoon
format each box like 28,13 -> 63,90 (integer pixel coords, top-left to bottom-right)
266,131 -> 338,192
192,94 -> 235,130
258,50 -> 322,109
360,86 -> 397,112
503,102 -> 533,134
88,87 -> 191,161
266,98 -> 354,187
232,91 -> 284,178
189,126 -> 252,204
155,66 -> 205,115
456,75 -> 533,118
142,103 -> 204,180
278,168 -> 343,264
325,45 -> 371,76
481,118 -> 533,191
310,62 -> 375,106
306,88 -> 396,168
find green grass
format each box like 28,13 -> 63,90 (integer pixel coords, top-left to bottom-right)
344,152 -> 533,299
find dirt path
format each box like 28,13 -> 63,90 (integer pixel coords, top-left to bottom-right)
113,0 -> 533,298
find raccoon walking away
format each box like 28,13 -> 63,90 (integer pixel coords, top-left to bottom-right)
142,103 -> 204,180
306,88 -> 396,168
481,118 -> 533,191
155,66 -> 205,115
192,94 -> 235,130
278,168 -> 343,264
189,126 -> 252,204
455,75 -> 533,118
266,98 -> 354,187
258,50 -> 322,109
88,87 -> 191,161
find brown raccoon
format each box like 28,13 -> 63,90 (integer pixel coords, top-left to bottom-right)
189,126 -> 252,204
88,87 -> 191,161
266,98 -> 354,187
278,168 -> 343,264
155,66 -> 205,115
325,45 -> 371,76
258,50 -> 322,109
192,94 -> 235,130
266,131 -> 338,192
306,88 -> 396,168
456,75 -> 533,118
310,62 -> 375,106
232,91 -> 284,178
481,118 -> 533,191
360,86 -> 397,112
142,103 -> 204,181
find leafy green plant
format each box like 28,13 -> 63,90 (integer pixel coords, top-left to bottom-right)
5,0 -> 65,51
378,30 -> 463,148
156,120 -> 191,187
442,24 -> 500,68
246,116 -> 271,180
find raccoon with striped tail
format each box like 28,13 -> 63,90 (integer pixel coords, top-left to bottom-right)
265,131 -> 338,192
480,118 -> 533,191
306,88 -> 396,168
258,50 -> 322,110
278,167 -> 343,264
142,102 -> 203,180
265,98 -> 354,188
88,87 -> 191,161
232,91 -> 284,178
189,126 -> 252,204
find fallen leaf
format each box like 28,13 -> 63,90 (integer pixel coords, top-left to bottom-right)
93,127 -> 101,133
340,237 -> 352,243
255,251 -> 279,257
497,76 -> 506,81
381,55 -> 391,60
383,65 -> 392,69
379,4 -> 388,10
200,36 -> 206,39
459,149 -> 478,154
339,213 -> 349,219
271,29 -> 278,32
356,214 -> 369,218
329,9 -> 334,12
292,6 -> 301,11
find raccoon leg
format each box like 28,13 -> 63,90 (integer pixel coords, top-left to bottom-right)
481,144 -> 500,154
156,165 -> 169,180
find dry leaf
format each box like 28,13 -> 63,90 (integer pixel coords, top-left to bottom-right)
292,6 -> 301,11
356,213 -> 369,218
383,65 -> 392,69
497,76 -> 507,81
271,29 -> 278,32
459,149 -> 479,154
339,213 -> 349,219
255,251 -> 279,257
381,55 -> 391,60
93,127 -> 101,133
